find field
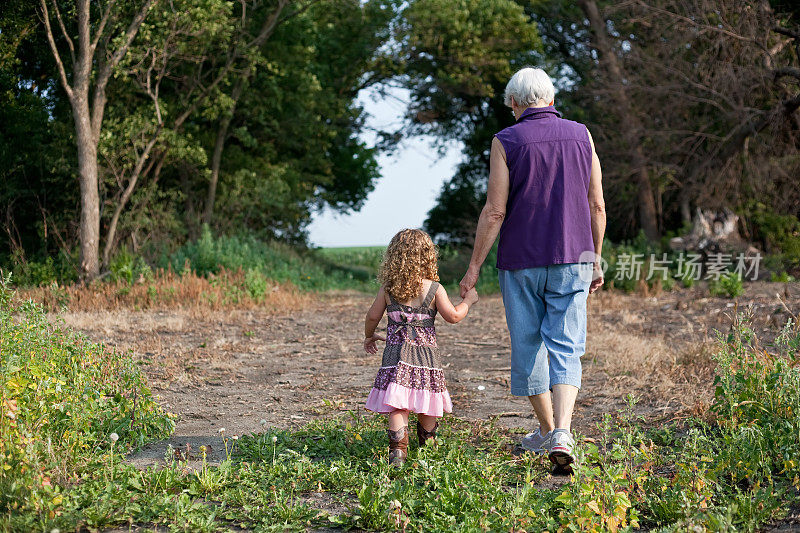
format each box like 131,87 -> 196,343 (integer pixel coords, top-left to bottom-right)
5,0 -> 800,529
3,269 -> 800,531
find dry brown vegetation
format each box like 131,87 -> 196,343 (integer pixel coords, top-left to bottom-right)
18,268 -> 309,314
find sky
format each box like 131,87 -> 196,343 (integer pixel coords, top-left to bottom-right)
307,87 -> 464,248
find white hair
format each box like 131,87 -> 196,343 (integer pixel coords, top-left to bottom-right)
503,67 -> 555,108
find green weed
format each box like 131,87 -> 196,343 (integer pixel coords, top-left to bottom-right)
0,273 -> 173,529
709,272 -> 744,298
771,271 -> 796,283
109,249 -> 153,285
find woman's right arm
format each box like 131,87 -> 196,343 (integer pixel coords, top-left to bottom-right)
460,136 -> 509,297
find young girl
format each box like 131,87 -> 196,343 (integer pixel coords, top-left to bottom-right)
364,229 -> 479,466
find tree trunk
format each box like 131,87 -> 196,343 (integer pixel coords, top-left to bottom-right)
180,165 -> 199,240
71,0 -> 100,281
680,195 -> 692,225
74,104 -> 101,280
203,113 -> 233,225
578,0 -> 660,241
632,147 -> 660,240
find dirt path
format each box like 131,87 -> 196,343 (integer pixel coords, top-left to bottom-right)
59,282 -> 799,467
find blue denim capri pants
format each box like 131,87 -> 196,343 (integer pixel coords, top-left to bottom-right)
498,263 -> 592,396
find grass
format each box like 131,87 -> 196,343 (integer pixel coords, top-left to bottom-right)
162,227 -> 381,293
3,262 -> 799,531
8,230 -> 389,312
316,246 -> 386,274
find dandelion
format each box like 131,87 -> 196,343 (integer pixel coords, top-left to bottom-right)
260,419 -> 267,427
218,427 -> 226,434
271,435 -> 278,444
107,433 -> 119,481
232,435 -> 239,440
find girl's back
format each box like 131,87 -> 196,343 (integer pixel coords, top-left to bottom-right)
362,228 -> 478,466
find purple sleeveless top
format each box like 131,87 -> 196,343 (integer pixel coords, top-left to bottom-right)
494,106 -> 594,270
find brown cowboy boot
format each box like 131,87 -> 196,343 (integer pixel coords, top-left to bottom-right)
387,426 -> 409,467
416,420 -> 439,448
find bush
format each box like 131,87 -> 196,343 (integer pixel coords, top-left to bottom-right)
562,316 -> 800,530
108,249 -> 153,285
437,243 -> 500,295
746,203 -> 800,269
709,272 -> 744,298
0,273 -> 173,528
771,271 -> 796,283
601,233 -> 674,292
711,317 -> 800,479
4,250 -> 78,287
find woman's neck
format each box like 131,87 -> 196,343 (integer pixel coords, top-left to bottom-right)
513,100 -> 551,119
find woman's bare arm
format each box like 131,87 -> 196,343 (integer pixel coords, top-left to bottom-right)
587,129 -> 606,294
460,137 -> 510,297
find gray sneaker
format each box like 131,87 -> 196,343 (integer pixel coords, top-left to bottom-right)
548,429 -> 575,473
520,428 -> 553,454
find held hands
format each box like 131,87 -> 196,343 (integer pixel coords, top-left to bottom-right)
364,334 -> 385,354
463,287 -> 479,306
459,265 -> 480,298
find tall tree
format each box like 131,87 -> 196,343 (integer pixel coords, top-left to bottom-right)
97,0 -> 234,265
524,0 -> 800,239
207,0 -> 393,239
577,0 -> 660,241
40,0 -> 156,280
202,0 -> 290,225
617,0 -> 800,221
393,0 -> 543,244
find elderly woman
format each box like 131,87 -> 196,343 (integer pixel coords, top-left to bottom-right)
459,67 -> 606,473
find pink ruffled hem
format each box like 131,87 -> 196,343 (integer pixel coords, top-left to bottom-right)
365,383 -> 452,417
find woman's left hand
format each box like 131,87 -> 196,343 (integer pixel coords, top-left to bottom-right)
589,263 -> 604,294
364,334 -> 385,354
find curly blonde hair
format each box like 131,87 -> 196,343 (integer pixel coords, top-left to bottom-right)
379,229 -> 439,303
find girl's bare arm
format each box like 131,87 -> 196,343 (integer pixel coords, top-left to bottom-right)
365,286 -> 388,337
435,284 -> 478,324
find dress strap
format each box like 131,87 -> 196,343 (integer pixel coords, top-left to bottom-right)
422,282 -> 439,308
387,290 -> 397,305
